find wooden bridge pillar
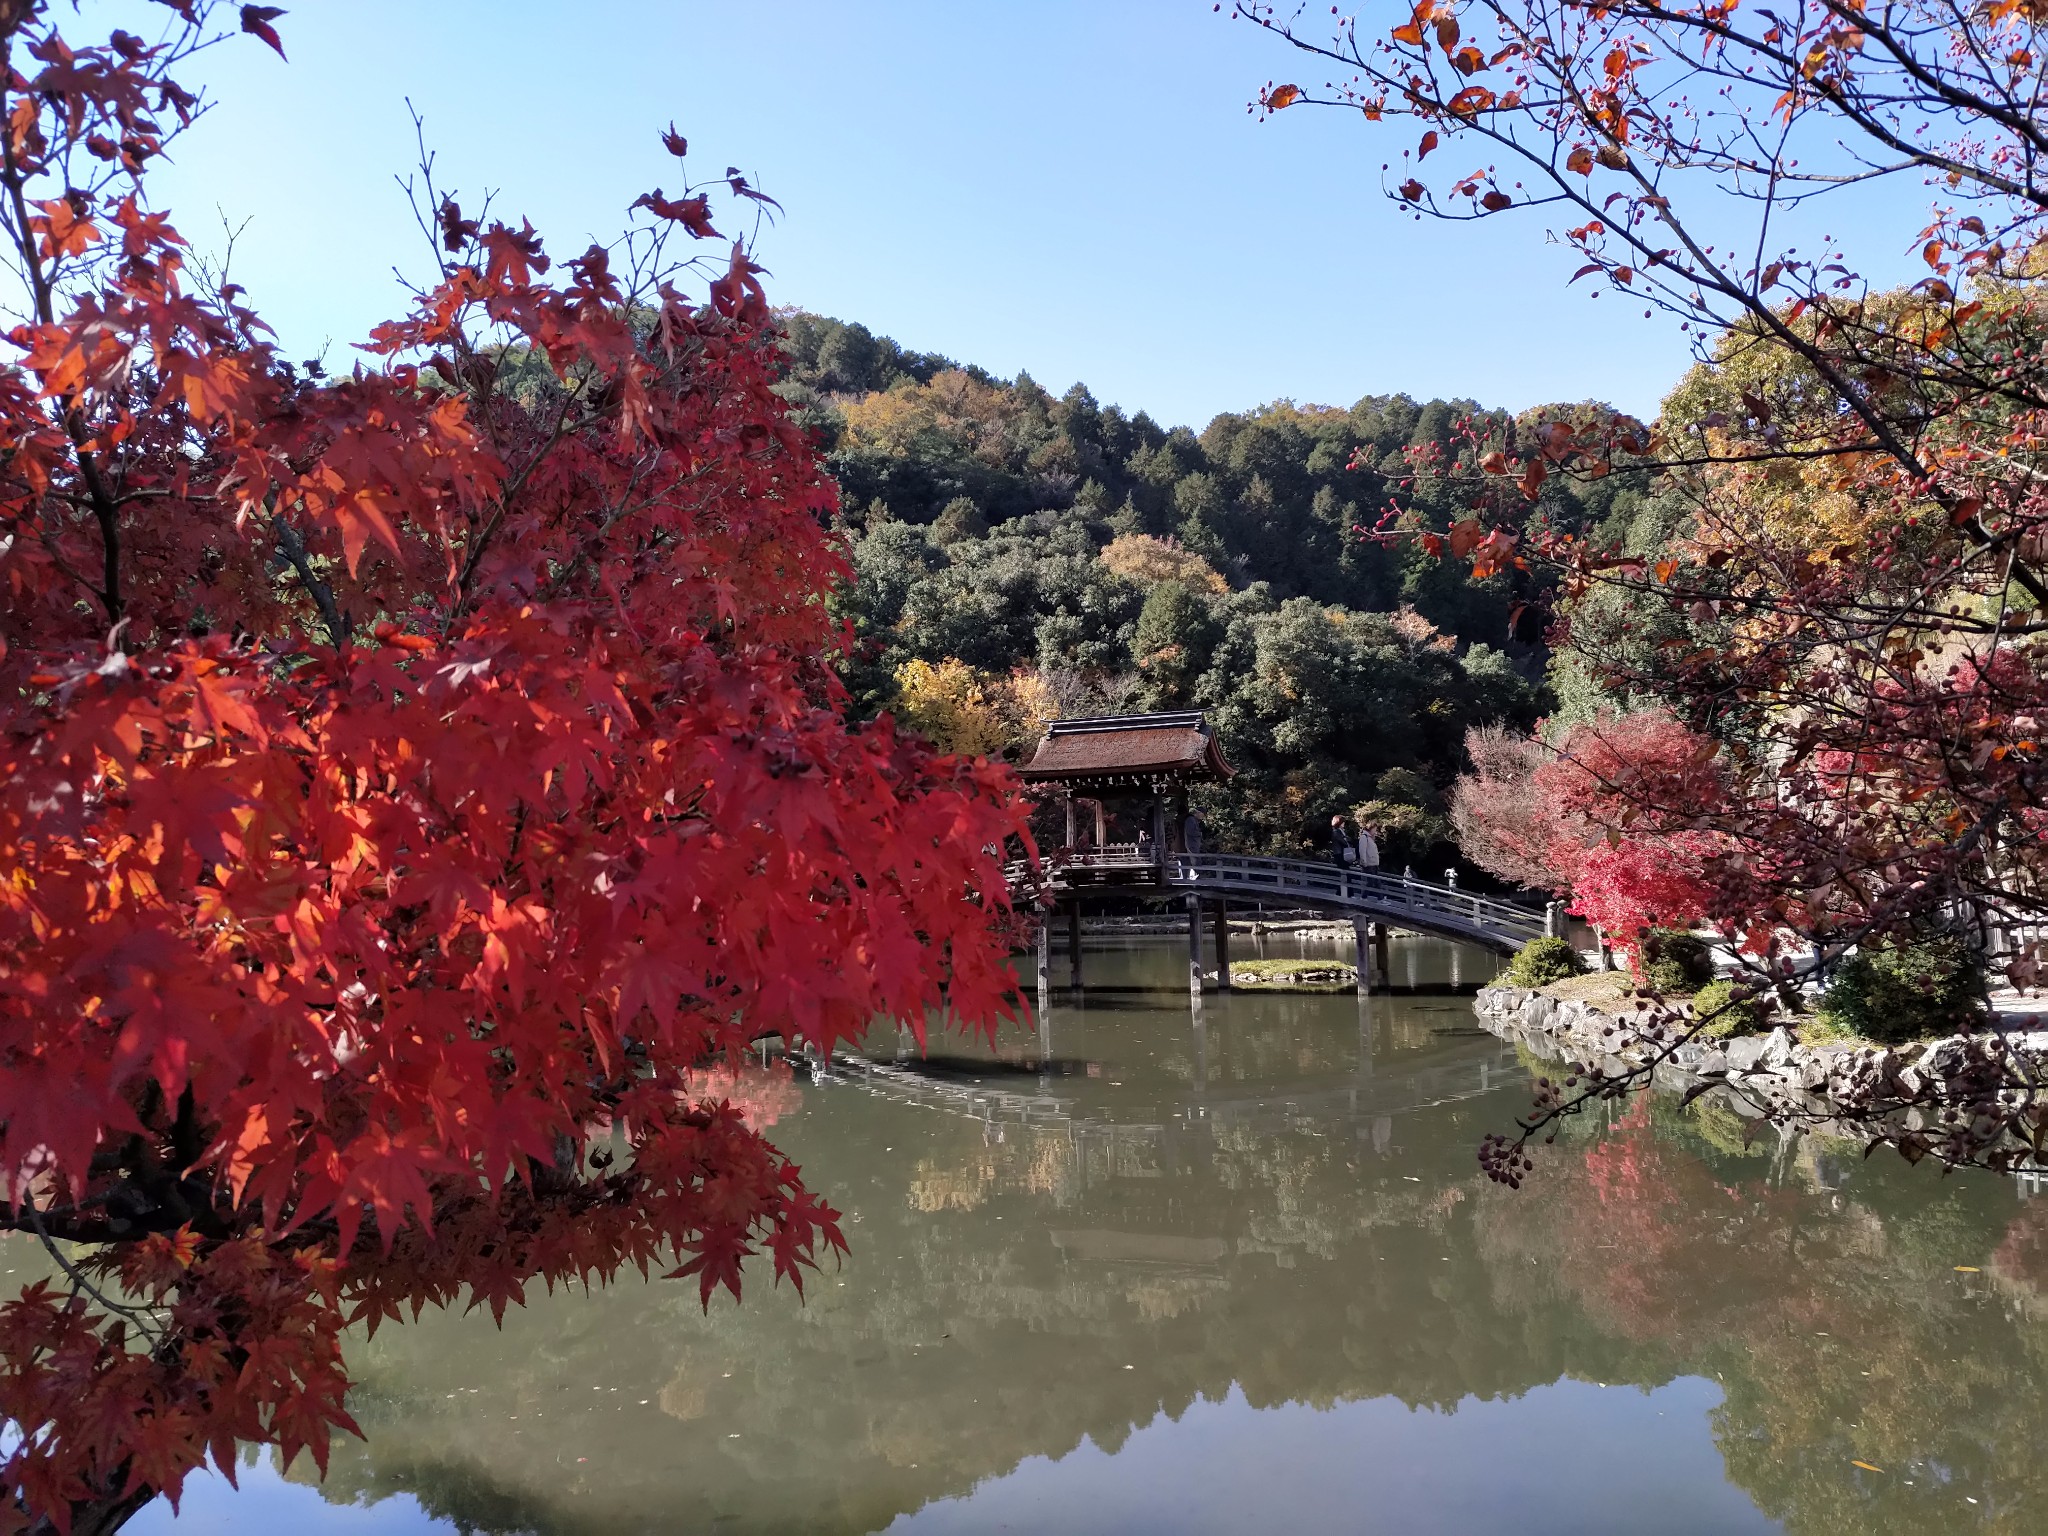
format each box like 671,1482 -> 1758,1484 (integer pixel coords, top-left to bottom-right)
1067,902 -> 1084,991
1352,918 -> 1372,994
1373,922 -> 1391,990
1036,918 -> 1052,1011
1185,895 -> 1204,999
1212,899 -> 1231,990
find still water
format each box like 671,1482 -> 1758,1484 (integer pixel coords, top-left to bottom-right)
130,936 -> 2048,1534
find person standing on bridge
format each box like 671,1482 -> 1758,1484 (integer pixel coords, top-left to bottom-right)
1356,820 -> 1380,871
1329,815 -> 1355,868
1183,810 -> 1205,855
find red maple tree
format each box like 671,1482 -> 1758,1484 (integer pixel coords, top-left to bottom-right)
1454,712 -> 1720,962
0,6 -> 1030,1532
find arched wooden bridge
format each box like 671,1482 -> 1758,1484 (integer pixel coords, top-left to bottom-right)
1014,851 -> 1548,951
1009,849 -> 1554,995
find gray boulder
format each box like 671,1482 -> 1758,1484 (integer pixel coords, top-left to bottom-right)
1724,1036 -> 1771,1073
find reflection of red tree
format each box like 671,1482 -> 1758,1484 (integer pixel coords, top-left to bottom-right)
1481,1114 -> 2048,1529
1526,1105 -> 1828,1342
1575,1105 -> 1686,1338
1990,1201 -> 2048,1303
684,1064 -> 802,1130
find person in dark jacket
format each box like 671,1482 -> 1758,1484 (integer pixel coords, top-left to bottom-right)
1329,814 -> 1356,867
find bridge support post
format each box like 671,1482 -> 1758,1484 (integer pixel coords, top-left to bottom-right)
1373,922 -> 1391,991
1185,895 -> 1204,999
1036,918 -> 1051,1012
1352,918 -> 1372,994
1212,900 -> 1231,991
1068,902 -> 1084,991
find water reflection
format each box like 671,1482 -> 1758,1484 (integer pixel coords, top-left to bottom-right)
127,938 -> 2048,1534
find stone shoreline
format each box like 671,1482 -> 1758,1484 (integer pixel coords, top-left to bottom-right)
1474,983 -> 2048,1136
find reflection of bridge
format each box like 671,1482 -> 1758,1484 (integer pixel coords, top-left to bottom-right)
821,1047 -> 1521,1140
814,1028 -> 1524,1199
1012,850 -> 1554,998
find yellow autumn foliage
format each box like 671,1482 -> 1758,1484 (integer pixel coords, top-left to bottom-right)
892,659 -> 1060,757
837,368 -> 1028,468
1099,533 -> 1228,593
1657,283 -> 2042,554
994,666 -> 1059,745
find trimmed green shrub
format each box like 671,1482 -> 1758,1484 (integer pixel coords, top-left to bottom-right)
1638,929 -> 1715,994
1690,978 -> 1770,1038
1505,935 -> 1587,989
1816,934 -> 1984,1045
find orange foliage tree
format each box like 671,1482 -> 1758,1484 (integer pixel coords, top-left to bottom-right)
1241,0 -> 2048,963
1244,0 -> 2048,1173
0,5 -> 1029,1531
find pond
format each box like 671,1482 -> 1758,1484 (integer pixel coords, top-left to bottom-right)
124,935 -> 2048,1534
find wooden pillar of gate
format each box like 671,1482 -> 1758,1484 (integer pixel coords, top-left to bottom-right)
1212,900 -> 1231,991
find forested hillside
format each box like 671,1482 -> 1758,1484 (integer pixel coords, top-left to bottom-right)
778,311 -> 1643,863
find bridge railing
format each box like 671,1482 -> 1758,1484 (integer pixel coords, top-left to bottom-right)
1173,854 -> 1546,942
1006,850 -> 1547,946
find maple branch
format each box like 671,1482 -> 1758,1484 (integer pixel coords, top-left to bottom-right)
0,42 -> 124,623
447,369 -> 591,622
1245,6 -> 2048,609
29,517 -> 106,609
273,505 -> 351,646
22,1203 -> 165,1343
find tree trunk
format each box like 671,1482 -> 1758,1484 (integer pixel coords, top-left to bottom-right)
29,1474 -> 157,1536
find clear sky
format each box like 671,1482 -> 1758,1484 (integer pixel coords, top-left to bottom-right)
126,0 -> 1928,431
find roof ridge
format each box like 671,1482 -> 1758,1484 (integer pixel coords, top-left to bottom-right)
1044,711 -> 1209,736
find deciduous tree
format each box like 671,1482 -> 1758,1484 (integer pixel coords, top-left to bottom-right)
0,6 -> 1029,1531
1244,0 -> 2048,1169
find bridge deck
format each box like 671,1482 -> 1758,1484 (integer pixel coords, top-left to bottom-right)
1012,849 -> 1546,954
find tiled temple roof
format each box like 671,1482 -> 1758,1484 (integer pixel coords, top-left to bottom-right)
1019,712 -> 1234,789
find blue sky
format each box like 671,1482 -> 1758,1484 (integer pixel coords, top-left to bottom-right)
126,0 -> 1929,430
